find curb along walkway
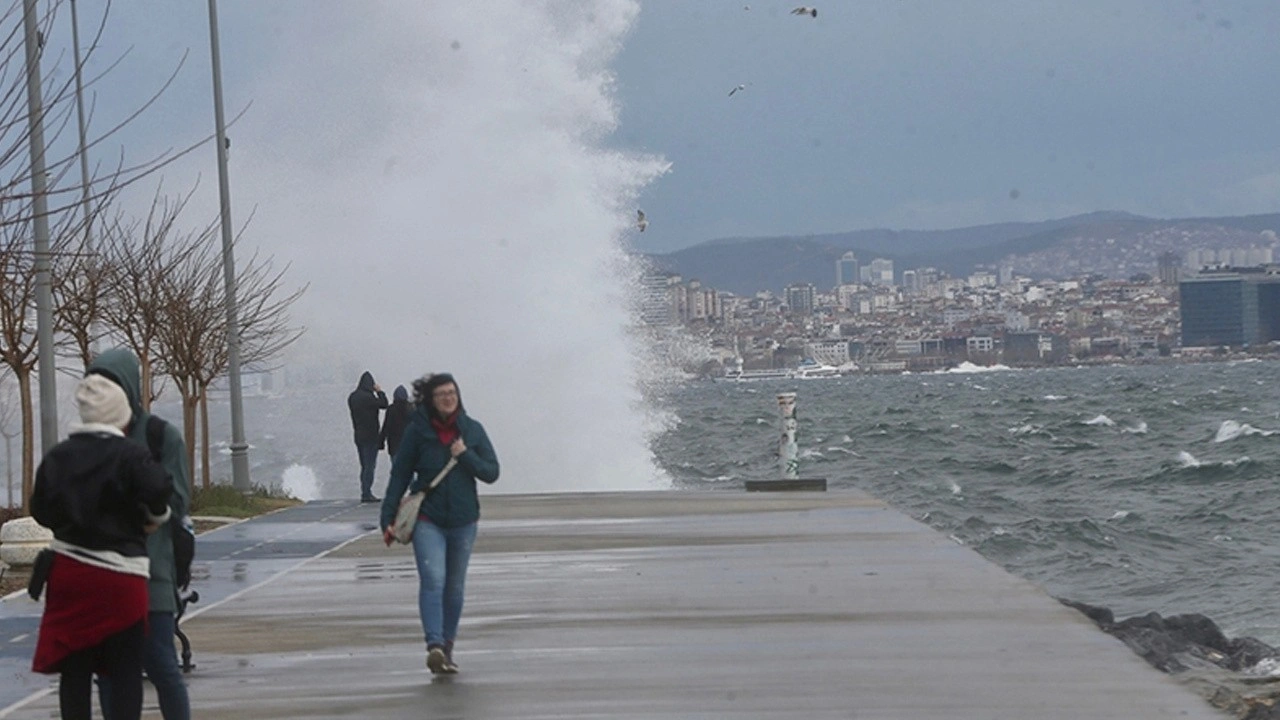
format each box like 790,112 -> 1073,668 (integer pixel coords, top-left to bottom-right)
4,492 -> 1230,719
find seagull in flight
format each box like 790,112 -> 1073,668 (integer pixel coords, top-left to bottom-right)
636,210 -> 648,232
728,84 -> 747,97
791,6 -> 817,17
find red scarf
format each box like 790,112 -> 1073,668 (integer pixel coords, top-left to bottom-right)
430,411 -> 460,446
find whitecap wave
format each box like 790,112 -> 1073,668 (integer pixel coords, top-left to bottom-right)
1121,421 -> 1148,434
1084,415 -> 1115,426
940,362 -> 1014,374
1214,419 -> 1275,443
281,464 -> 321,501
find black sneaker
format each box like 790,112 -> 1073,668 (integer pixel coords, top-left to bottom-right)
442,649 -> 459,674
426,646 -> 447,674
361,495 -> 381,503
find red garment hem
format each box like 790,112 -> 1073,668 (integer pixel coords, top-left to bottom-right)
32,554 -> 149,674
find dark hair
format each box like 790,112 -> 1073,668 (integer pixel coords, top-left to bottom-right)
413,373 -> 464,420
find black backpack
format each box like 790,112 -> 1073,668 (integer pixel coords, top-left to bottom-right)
146,415 -> 196,591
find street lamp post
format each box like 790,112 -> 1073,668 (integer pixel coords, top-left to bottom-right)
21,0 -> 57,453
69,0 -> 92,243
206,0 -> 250,491
70,0 -> 99,358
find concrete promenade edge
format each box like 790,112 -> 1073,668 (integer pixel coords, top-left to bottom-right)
4,491 -> 1231,719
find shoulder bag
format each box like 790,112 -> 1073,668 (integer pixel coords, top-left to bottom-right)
391,458 -> 457,544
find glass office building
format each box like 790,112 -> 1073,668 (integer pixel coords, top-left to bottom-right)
1180,272 -> 1280,347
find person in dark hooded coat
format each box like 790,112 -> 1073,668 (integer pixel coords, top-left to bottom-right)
348,371 -> 388,502
379,385 -> 411,460
88,348 -> 191,720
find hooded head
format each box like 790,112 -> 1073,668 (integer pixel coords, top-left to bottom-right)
393,385 -> 408,403
74,374 -> 132,431
86,348 -> 144,423
357,371 -> 376,392
413,373 -> 464,421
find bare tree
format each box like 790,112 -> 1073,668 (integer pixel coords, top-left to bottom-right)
156,226 -> 306,489
0,216 -> 75,509
198,246 -> 306,487
0,369 -> 19,507
51,190 -> 115,369
153,225 -> 220,489
98,185 -> 202,409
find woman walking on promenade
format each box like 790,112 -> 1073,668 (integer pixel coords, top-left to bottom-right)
30,375 -> 173,720
381,373 -> 500,674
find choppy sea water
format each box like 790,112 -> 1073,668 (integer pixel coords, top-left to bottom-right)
654,360 -> 1280,645
189,360 -> 1280,646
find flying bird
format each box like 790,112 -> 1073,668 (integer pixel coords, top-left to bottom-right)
728,84 -> 747,97
636,210 -> 648,232
791,6 -> 817,17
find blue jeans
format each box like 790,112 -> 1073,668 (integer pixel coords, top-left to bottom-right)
411,519 -> 477,647
99,611 -> 189,720
356,442 -> 379,498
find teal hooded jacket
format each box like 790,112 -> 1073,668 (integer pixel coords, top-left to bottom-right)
88,348 -> 191,614
380,408 -> 499,530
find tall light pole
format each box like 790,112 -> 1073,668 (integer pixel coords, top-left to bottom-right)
206,0 -> 250,491
21,0 -> 57,452
70,0 -> 98,357
69,0 -> 92,242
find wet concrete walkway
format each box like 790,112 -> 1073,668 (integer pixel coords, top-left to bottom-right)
0,499 -> 378,713
2,491 -> 1230,719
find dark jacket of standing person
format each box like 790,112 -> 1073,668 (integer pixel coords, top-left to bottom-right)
31,429 -> 172,562
380,385 -> 411,458
349,371 -> 388,446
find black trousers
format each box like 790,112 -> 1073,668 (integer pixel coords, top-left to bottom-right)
58,619 -> 145,720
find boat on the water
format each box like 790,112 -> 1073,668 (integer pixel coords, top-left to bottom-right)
792,358 -> 841,379
719,358 -> 842,381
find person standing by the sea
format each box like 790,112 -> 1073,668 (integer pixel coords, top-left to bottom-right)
380,373 -> 499,674
349,371 -> 389,502
30,374 -> 173,720
380,384 -> 411,461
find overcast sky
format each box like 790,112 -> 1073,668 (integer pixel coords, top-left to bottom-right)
610,1 -> 1280,251
49,1 -> 1280,255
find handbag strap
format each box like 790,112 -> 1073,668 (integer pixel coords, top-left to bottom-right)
425,457 -> 458,491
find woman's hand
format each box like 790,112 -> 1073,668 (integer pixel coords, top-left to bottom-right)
383,528 -> 396,547
450,439 -> 467,457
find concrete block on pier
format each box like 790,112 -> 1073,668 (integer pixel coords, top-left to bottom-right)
744,478 -> 827,492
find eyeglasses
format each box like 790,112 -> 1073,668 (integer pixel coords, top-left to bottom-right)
432,389 -> 458,399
